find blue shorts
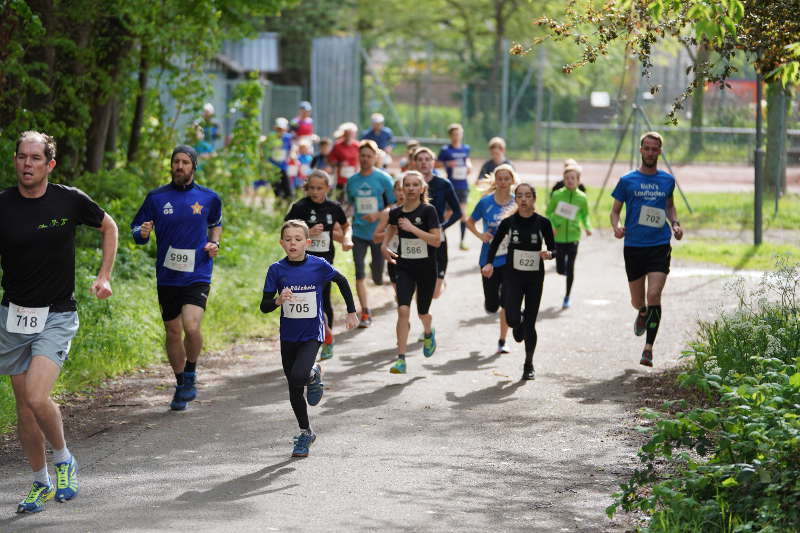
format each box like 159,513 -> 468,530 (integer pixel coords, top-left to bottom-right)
0,305 -> 79,375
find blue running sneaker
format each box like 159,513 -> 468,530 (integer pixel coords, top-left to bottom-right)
423,329 -> 437,357
319,343 -> 334,361
170,385 -> 187,411
562,297 -> 571,309
55,456 -> 78,502
306,364 -> 324,406
16,482 -> 53,513
291,431 -> 316,457
178,371 -> 197,402
389,358 -> 407,374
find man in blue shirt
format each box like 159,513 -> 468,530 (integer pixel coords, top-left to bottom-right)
610,132 -> 684,368
436,123 -> 472,250
131,145 -> 223,410
413,146 -> 461,298
345,140 -> 396,327
361,113 -> 394,167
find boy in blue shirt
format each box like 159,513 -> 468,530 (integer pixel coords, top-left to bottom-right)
261,220 -> 357,457
610,132 -> 684,368
131,145 -> 223,411
345,140 -> 396,327
436,123 -> 472,250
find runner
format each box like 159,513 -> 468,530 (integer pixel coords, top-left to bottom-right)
399,139 -> 420,172
373,179 -> 404,295
131,144 -> 223,411
476,137 -> 513,183
413,147 -> 461,298
482,183 -> 554,380
2,131 -> 118,513
551,159 -> 587,193
328,122 -> 360,200
381,171 -> 441,374
260,220 -> 358,457
436,123 -> 472,250
361,112 -> 394,167
266,117 -> 294,201
285,170 -> 352,360
546,161 -> 592,309
290,101 -> 314,145
466,164 -> 516,354
345,140 -> 396,328
610,132 -> 683,367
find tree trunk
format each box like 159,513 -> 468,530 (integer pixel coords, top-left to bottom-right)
104,96 -> 119,169
128,47 -> 149,162
688,44 -> 709,158
765,80 -> 789,194
86,99 -> 113,173
489,0 -> 505,122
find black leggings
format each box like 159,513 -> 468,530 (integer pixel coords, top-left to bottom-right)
481,264 -> 505,313
555,242 -> 579,298
503,271 -> 545,365
280,339 -> 321,429
396,264 -> 437,315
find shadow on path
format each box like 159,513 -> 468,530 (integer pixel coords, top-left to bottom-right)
321,377 -> 425,415
445,379 -> 526,410
176,459 -> 297,504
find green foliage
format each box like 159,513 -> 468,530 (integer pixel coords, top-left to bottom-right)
608,259 -> 800,531
672,241 -> 800,272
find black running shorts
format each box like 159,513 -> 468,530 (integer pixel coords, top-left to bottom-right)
623,244 -> 671,282
157,283 -> 211,321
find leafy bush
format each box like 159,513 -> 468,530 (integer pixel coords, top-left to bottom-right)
608,258 -> 800,532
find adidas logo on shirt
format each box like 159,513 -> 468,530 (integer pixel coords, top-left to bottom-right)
163,202 -> 173,215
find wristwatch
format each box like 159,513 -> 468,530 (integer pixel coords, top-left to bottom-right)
671,220 -> 680,227
210,240 -> 221,247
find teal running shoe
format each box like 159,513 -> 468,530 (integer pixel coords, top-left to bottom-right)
55,456 -> 79,502
16,482 -> 53,513
178,371 -> 197,402
422,329 -> 437,358
291,431 -> 316,457
319,343 -> 334,361
389,358 -> 407,374
306,364 -> 324,406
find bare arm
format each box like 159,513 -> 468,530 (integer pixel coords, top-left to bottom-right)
666,196 -> 683,240
610,199 -> 625,239
91,213 -> 118,299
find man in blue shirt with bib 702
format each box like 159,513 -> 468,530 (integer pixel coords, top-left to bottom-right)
131,145 -> 222,411
610,132 -> 684,368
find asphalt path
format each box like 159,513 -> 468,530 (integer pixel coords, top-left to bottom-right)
0,232 -> 740,532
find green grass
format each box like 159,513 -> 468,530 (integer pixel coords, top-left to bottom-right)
0,200 -> 355,434
672,241 -> 800,271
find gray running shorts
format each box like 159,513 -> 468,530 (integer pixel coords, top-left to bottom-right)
0,305 -> 79,375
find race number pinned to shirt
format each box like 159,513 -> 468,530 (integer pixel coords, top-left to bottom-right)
283,291 -> 317,319
163,246 -> 196,272
513,249 -> 540,271
638,206 -> 667,228
309,231 -> 331,253
401,238 -> 428,259
356,196 -> 379,214
6,302 -> 48,335
341,166 -> 356,179
555,201 -> 579,221
452,166 -> 468,180
497,234 -> 510,257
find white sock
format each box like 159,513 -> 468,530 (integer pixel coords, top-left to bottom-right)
51,446 -> 71,464
33,466 -> 51,486
302,427 -> 313,435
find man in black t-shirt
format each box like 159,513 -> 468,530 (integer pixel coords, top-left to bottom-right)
0,131 -> 118,514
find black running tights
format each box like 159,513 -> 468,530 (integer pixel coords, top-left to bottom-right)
555,242 -> 579,298
280,340 -> 321,429
503,271 -> 545,365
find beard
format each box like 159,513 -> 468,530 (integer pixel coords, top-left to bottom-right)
172,168 -> 194,185
642,156 -> 658,168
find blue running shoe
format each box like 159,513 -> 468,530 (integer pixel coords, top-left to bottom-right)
319,343 -> 334,361
16,482 -> 53,513
291,431 -> 316,457
55,456 -> 78,502
178,371 -> 197,402
423,329 -> 437,358
389,358 -> 407,374
306,364 -> 324,406
562,297 -> 571,309
170,385 -> 187,411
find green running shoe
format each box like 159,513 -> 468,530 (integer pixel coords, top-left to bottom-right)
423,329 -> 437,358
55,455 -> 79,502
17,482 -> 53,513
389,358 -> 407,374
319,343 -> 334,360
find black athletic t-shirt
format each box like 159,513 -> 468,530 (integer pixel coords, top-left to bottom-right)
0,184 -> 105,310
284,197 -> 347,257
388,203 -> 440,268
487,212 -> 555,270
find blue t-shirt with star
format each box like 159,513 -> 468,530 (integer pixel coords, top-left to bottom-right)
263,254 -> 337,342
345,169 -> 396,240
611,169 -> 675,247
131,182 -> 223,286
